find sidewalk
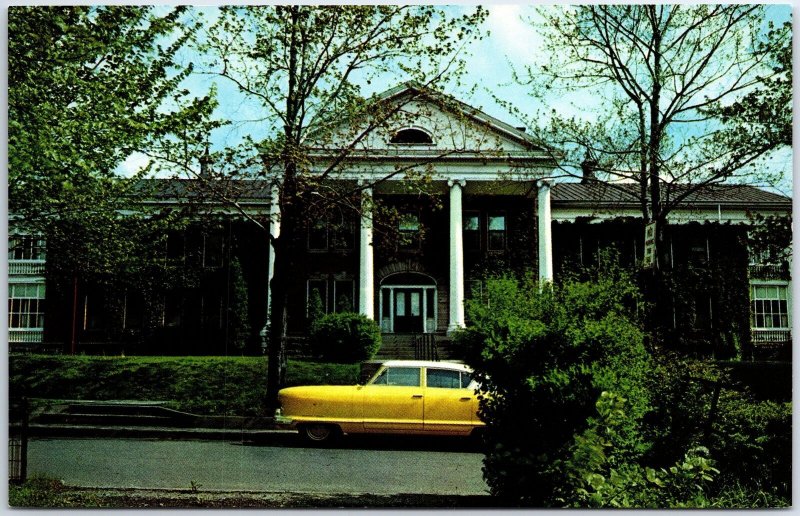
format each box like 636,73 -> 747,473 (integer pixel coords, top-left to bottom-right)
12,399 -> 297,441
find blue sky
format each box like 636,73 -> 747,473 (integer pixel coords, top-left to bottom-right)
119,4 -> 793,195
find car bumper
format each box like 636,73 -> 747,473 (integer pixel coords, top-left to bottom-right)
273,408 -> 294,426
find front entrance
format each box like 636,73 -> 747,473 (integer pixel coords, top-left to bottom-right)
379,273 -> 437,334
393,288 -> 424,333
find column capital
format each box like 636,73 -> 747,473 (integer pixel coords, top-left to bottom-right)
536,179 -> 553,190
447,178 -> 466,188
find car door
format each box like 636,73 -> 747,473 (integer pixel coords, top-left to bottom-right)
422,368 -> 476,434
361,366 -> 424,432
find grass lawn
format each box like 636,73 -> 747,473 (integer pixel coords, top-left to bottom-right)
9,354 -> 360,417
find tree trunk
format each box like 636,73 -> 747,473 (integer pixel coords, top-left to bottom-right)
265,5 -> 302,410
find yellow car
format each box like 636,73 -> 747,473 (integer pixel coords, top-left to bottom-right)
276,360 -> 484,442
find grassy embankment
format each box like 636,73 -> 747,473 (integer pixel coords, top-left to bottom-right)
9,354 -> 360,417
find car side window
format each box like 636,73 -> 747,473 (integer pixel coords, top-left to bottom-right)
371,367 -> 421,387
460,373 -> 473,389
427,369 -> 463,389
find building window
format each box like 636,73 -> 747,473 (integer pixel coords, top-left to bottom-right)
488,214 -> 506,251
389,128 -> 433,145
166,231 -> 185,261
330,216 -> 355,251
308,215 -> 354,252
308,219 -> 328,251
688,235 -> 710,265
307,279 -> 328,316
463,212 -> 480,250
8,236 -> 46,261
162,293 -> 182,328
333,280 -> 355,312
203,234 -> 224,268
308,278 -> 355,316
399,213 -> 421,249
751,284 -> 789,329
8,283 -> 45,329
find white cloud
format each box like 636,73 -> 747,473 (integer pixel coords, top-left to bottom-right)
116,152 -> 152,178
485,5 -> 541,62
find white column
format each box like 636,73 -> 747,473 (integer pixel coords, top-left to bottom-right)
537,179 -> 554,284
263,185 -> 281,351
358,187 -> 375,319
448,179 -> 466,333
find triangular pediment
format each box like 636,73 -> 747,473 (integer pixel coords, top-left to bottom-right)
310,82 -> 554,161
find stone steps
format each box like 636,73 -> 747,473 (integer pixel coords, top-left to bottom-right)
374,334 -> 457,360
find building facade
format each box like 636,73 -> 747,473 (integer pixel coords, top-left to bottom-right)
8,85 -> 792,359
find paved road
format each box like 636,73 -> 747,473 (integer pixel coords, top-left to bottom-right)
27,435 -> 488,496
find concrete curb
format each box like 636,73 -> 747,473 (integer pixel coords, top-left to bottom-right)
14,422 -> 298,441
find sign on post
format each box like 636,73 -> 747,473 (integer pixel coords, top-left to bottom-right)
643,222 -> 657,268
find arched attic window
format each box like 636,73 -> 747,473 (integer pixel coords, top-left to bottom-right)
389,127 -> 434,145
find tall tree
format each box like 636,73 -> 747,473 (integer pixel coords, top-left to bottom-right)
702,20 -> 792,174
514,5 -> 789,263
188,5 -> 487,406
8,6 -> 216,349
9,6 -> 215,224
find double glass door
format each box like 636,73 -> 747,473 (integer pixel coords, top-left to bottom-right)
380,286 -> 436,333
393,288 -> 424,333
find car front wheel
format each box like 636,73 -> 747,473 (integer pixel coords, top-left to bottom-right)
299,423 -> 339,443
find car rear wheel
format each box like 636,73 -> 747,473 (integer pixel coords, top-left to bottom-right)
299,423 -> 339,443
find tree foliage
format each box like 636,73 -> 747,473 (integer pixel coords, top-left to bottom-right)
456,267 -> 652,504
516,5 -> 789,239
702,21 -> 792,157
9,6 -> 215,225
190,5 -> 487,405
8,6 -> 217,286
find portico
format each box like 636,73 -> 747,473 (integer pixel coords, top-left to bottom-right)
352,178 -> 555,334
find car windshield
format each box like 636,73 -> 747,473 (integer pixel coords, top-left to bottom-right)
370,367 -> 421,387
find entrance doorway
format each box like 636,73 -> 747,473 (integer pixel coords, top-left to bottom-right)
393,288 -> 423,333
379,273 -> 437,334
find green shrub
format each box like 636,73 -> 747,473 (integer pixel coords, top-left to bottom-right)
708,392 -> 791,499
456,267 -> 652,505
310,312 -> 382,363
560,391 -> 719,508
641,354 -> 792,504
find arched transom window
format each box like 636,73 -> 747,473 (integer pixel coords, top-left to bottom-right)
389,127 -> 434,145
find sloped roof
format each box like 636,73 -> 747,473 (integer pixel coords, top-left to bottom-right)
134,178 -> 272,203
552,182 -> 791,210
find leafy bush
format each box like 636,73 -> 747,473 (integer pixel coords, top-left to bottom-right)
456,267 -> 652,505
642,354 -> 791,504
560,391 -> 719,508
309,312 -> 382,363
708,392 -> 791,500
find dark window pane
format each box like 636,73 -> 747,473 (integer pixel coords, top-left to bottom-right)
308,280 -> 328,314
390,128 -> 433,144
399,213 -> 420,249
488,215 -> 506,250
330,220 -> 354,250
427,369 -> 461,389
203,234 -> 224,268
464,213 -> 480,250
460,373 -> 473,389
372,367 -> 421,386
334,280 -> 354,312
308,220 -> 328,250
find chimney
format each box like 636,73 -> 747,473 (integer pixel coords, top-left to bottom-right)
580,154 -> 597,184
515,126 -> 527,133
